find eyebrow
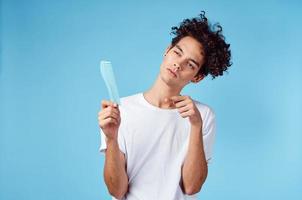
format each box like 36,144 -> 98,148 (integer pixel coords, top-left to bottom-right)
175,44 -> 201,67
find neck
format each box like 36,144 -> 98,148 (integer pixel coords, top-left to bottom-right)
143,75 -> 183,109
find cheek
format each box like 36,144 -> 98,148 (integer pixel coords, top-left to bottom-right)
161,57 -> 172,69
164,53 -> 177,63
182,71 -> 197,80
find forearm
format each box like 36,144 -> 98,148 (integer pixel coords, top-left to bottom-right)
181,125 -> 208,195
104,139 -> 128,199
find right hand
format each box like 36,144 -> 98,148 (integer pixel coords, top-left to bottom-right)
98,100 -> 121,141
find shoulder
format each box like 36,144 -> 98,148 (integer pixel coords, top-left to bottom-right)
120,93 -> 141,104
119,93 -> 143,111
193,99 -> 215,119
193,99 -> 216,136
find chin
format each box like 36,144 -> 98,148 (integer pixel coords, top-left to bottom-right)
160,74 -> 178,87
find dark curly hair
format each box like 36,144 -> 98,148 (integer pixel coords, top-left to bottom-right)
170,11 -> 232,79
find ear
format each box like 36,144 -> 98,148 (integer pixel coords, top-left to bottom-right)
191,74 -> 204,83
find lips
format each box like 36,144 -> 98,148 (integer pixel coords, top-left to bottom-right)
167,68 -> 177,78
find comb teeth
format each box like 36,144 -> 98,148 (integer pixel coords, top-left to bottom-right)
100,60 -> 121,105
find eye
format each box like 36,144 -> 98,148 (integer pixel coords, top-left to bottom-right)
188,63 -> 195,70
173,50 -> 181,56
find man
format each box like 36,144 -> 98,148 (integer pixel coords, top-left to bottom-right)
98,11 -> 232,200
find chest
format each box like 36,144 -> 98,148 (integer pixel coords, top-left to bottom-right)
124,110 -> 191,159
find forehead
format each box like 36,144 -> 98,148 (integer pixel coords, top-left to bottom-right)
175,36 -> 204,63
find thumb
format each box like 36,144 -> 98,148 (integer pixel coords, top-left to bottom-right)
164,97 -> 173,103
164,97 -> 175,106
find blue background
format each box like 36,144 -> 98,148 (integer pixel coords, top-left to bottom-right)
1,0 -> 301,199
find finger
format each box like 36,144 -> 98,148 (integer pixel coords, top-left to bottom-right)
98,107 -> 119,120
101,100 -> 118,109
101,100 -> 111,109
164,96 -> 180,106
174,99 -> 191,108
180,109 -> 192,118
168,95 -> 187,104
99,116 -> 119,127
100,110 -> 120,121
101,117 -> 118,126
164,97 -> 174,107
98,107 -> 120,125
177,104 -> 191,114
103,105 -> 120,115
99,117 -> 116,127
106,111 -> 119,121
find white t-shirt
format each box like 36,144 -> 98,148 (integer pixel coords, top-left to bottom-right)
99,92 -> 216,200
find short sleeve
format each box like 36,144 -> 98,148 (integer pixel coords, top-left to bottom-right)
202,107 -> 216,164
99,127 -> 127,156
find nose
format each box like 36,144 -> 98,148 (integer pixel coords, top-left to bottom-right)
172,63 -> 181,72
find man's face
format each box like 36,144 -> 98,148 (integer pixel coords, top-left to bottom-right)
159,36 -> 205,89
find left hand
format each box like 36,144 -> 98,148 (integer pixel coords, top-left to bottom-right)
165,95 -> 202,128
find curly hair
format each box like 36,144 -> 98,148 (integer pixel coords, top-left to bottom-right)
170,11 -> 232,79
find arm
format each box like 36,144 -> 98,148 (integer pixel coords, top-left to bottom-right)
166,95 -> 208,195
104,138 -> 128,199
180,124 -> 208,195
98,100 -> 128,199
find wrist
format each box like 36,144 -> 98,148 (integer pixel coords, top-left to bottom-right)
105,137 -> 118,145
191,122 -> 202,130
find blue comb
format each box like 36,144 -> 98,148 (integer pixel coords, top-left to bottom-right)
100,60 -> 121,105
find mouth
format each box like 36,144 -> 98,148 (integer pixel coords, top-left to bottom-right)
167,68 -> 177,78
